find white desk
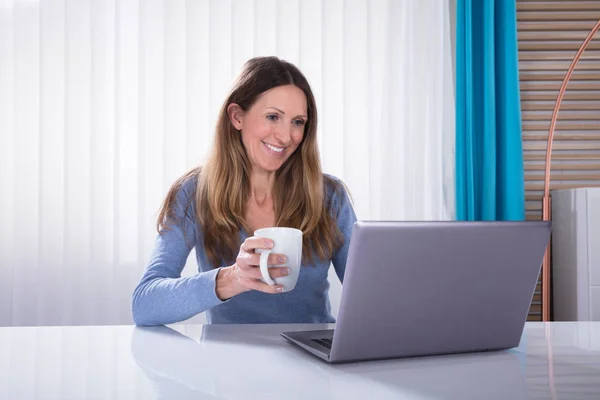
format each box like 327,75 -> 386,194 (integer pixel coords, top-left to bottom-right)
0,322 -> 599,399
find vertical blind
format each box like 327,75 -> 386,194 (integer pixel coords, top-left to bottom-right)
0,0 -> 455,326
517,0 -> 600,321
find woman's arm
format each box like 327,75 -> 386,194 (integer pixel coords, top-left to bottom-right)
131,182 -> 226,326
330,178 -> 358,283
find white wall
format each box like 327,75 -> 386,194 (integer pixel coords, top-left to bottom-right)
0,0 -> 455,326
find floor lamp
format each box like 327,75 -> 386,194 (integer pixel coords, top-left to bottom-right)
541,19 -> 600,322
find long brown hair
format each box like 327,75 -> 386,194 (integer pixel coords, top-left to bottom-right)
157,56 -> 347,267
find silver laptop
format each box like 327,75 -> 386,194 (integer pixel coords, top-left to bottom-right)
281,220 -> 552,363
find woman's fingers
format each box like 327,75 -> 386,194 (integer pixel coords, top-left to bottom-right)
265,266 -> 291,279
238,262 -> 290,280
234,236 -> 288,293
239,237 -> 274,254
244,252 -> 286,267
237,250 -> 287,274
239,276 -> 284,294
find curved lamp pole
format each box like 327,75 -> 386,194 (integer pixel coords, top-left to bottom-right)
541,19 -> 600,322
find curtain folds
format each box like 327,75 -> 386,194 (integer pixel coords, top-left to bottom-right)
455,0 -> 525,221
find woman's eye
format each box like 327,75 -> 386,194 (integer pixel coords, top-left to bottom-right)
266,114 -> 278,121
293,119 -> 306,126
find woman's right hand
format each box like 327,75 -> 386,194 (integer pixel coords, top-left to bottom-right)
215,236 -> 290,300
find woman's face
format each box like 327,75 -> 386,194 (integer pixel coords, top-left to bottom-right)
229,84 -> 307,174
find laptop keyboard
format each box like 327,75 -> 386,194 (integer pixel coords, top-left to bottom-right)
311,338 -> 333,349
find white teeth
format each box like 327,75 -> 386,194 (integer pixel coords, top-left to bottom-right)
264,142 -> 284,152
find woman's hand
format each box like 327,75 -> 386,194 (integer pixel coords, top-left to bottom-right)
215,236 -> 290,300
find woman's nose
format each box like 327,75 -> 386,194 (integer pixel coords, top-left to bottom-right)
273,124 -> 292,144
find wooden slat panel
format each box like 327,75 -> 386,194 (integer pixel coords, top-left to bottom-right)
527,216 -> 542,221
525,183 -> 600,191
521,92 -> 600,101
522,113 -> 600,121
519,21 -> 600,31
519,52 -> 600,61
518,31 -> 591,41
522,121 -> 600,131
518,1 -> 600,321
520,60 -> 599,69
525,163 -> 600,170
522,102 -> 600,111
526,195 -> 544,201
520,72 -> 600,81
525,173 -> 600,180
519,41 -> 600,51
524,152 -> 600,160
518,2 -> 600,12
529,303 -> 542,313
517,11 -> 600,21
523,134 -> 600,140
520,81 -> 600,90
523,142 -> 600,151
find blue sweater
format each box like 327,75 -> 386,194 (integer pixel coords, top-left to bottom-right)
132,174 -> 357,326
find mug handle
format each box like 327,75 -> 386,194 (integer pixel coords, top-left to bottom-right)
259,250 -> 276,285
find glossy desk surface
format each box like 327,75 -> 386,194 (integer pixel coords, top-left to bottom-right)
0,322 -> 599,399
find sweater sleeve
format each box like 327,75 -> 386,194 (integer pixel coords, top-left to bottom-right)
329,178 -> 358,283
131,181 -> 227,326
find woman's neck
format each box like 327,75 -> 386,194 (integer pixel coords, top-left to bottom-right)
249,169 -> 276,207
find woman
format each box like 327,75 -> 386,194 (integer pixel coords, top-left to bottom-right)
132,56 -> 357,326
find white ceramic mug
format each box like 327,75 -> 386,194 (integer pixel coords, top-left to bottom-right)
254,227 -> 303,293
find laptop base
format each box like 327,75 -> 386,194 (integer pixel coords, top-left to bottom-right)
281,330 -> 333,362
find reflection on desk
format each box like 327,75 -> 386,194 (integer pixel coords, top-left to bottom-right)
130,322 -> 600,400
0,322 -> 598,399
132,324 -> 527,399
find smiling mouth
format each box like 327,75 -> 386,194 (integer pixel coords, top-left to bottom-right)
262,141 -> 285,153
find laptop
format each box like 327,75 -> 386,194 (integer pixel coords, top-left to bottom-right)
281,220 -> 552,363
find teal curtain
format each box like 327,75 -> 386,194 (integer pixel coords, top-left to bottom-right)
455,0 -> 525,221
